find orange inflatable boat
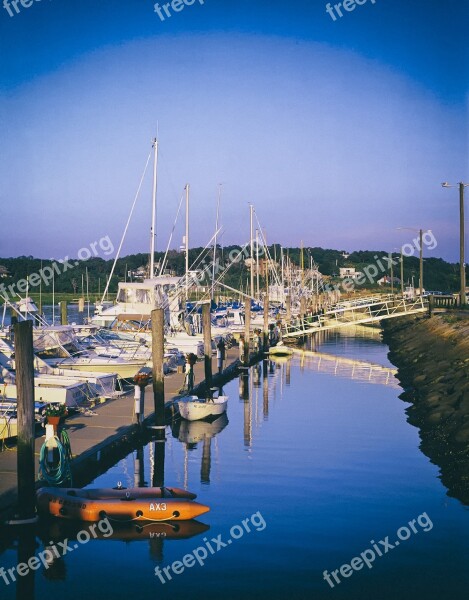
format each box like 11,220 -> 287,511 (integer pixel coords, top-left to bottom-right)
37,487 -> 209,522
40,486 -> 197,500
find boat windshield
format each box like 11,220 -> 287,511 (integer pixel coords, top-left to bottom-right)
117,287 -> 152,304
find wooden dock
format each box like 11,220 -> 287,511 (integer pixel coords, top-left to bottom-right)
0,345 -> 242,521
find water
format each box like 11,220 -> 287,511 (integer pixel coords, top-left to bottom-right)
1,328 -> 468,599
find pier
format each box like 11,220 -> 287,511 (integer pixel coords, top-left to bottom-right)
0,343 -> 244,521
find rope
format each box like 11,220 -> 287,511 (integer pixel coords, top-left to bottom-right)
38,432 -> 73,486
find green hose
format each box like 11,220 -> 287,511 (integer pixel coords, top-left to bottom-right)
38,431 -> 73,487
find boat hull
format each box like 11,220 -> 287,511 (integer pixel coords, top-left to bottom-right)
41,486 -> 197,500
177,396 -> 228,421
37,488 -> 209,522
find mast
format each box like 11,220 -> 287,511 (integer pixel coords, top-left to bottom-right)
185,183 -> 190,300
256,229 -> 260,300
250,204 -> 254,300
211,184 -> 222,300
150,138 -> 158,279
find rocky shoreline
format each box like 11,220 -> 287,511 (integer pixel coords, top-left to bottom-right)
381,312 -> 469,504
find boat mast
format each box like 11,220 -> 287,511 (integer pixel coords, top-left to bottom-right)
250,204 -> 254,300
256,229 -> 260,300
185,183 -> 190,300
150,138 -> 158,279
211,184 -> 222,300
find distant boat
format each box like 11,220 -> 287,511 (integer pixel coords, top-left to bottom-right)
177,394 -> 228,421
268,343 -> 293,357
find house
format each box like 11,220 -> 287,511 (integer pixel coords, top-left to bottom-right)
0,265 -> 9,278
339,267 -> 362,280
377,276 -> 401,286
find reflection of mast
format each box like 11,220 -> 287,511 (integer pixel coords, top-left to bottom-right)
201,437 -> 211,484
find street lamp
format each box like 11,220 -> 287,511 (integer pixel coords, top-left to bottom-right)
397,227 -> 431,298
441,182 -> 468,306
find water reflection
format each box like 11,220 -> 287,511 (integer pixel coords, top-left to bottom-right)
171,413 -> 229,485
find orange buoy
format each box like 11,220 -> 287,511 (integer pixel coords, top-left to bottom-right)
37,488 -> 209,522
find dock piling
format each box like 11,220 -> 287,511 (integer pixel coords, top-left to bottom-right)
202,302 -> 213,391
244,299 -> 251,364
151,308 -> 165,439
13,320 -> 37,524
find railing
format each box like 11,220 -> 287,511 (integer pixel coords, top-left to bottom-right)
283,295 -> 428,338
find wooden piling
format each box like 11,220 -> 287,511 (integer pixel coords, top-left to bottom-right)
14,320 -> 37,523
263,293 -> 269,353
78,297 -> 85,325
60,301 -> 67,325
286,295 -> 291,323
244,299 -> 251,364
202,302 -> 212,391
151,308 -> 165,439
300,296 -> 307,328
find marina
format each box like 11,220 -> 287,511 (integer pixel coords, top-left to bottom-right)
0,329 -> 468,599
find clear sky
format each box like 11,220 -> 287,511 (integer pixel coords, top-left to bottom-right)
0,0 -> 467,262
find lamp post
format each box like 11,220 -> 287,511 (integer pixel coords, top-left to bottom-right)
441,182 -> 468,306
397,227 -> 431,298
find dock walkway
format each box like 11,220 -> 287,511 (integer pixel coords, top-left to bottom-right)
0,346 -> 241,520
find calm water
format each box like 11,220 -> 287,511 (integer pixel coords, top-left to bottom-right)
1,328 -> 468,599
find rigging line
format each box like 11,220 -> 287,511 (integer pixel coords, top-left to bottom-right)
158,191 -> 185,276
100,151 -> 152,304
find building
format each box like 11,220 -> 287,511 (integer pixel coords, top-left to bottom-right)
0,265 -> 9,278
339,267 -> 362,280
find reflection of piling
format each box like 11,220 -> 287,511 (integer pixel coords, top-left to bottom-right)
286,360 -> 291,385
263,365 -> 269,420
134,444 -> 145,488
244,300 -> 251,364
152,441 -> 165,488
60,301 -> 67,326
14,321 -> 37,523
202,303 -> 212,390
239,373 -> 249,401
16,526 -> 36,599
244,396 -> 252,447
201,437 -> 211,484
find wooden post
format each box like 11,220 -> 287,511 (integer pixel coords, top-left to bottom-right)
300,296 -> 306,329
202,302 -> 212,390
14,320 -> 37,523
263,293 -> 269,353
286,295 -> 291,323
60,300 -> 67,325
151,308 -> 165,439
428,294 -> 434,317
78,297 -> 85,325
244,299 -> 251,364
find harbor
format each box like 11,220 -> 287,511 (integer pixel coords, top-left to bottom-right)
1,1 -> 468,599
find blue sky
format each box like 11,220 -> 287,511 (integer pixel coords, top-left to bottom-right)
0,0 -> 467,262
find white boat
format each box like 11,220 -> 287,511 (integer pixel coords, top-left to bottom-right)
268,343 -> 293,357
177,394 -> 228,421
